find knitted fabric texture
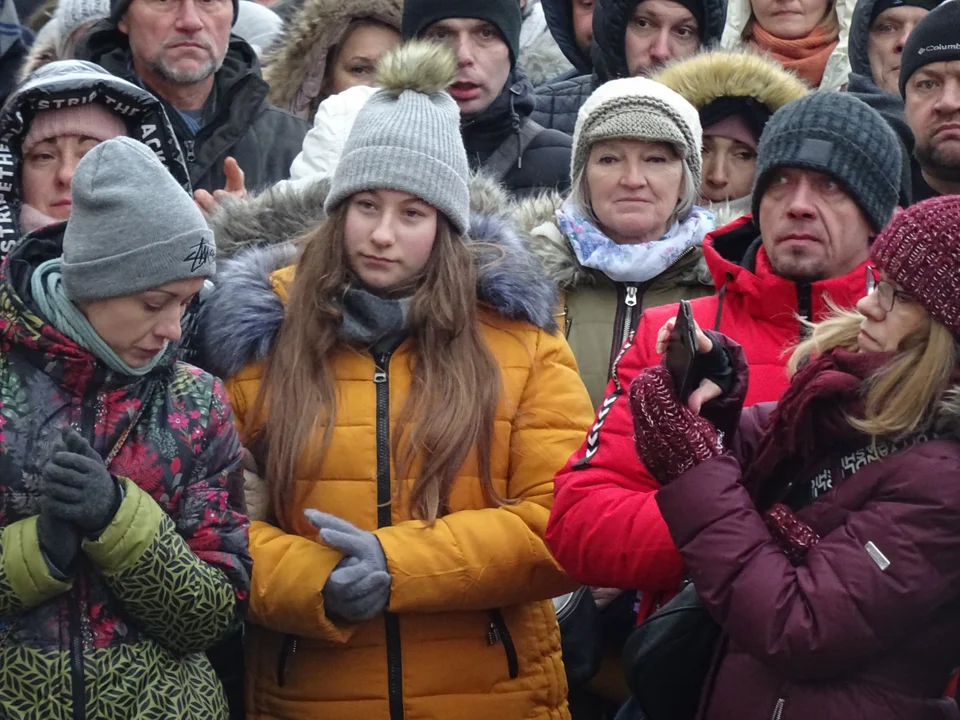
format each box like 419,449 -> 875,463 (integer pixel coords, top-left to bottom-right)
22,104 -> 128,155
629,364 -> 723,485
110,0 -> 238,24
899,0 -> 960,96
53,0 -> 110,42
764,504 -> 821,565
325,43 -> 470,234
401,0 -> 522,67
751,92 -> 901,232
871,196 -> 960,336
572,77 -> 703,188
62,137 -> 216,302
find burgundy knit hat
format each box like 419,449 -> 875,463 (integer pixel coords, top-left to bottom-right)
871,196 -> 960,335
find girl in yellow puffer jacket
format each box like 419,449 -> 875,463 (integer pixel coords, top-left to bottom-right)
199,40 -> 594,720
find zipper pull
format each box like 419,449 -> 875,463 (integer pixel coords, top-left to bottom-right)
625,286 -> 638,307
184,139 -> 196,164
487,621 -> 500,645
373,354 -> 388,383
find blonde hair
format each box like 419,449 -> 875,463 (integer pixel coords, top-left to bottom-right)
788,304 -> 957,439
742,0 -> 840,41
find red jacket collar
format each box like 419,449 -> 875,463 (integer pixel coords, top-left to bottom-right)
703,215 -> 872,325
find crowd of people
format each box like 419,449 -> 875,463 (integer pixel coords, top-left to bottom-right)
0,0 -> 960,716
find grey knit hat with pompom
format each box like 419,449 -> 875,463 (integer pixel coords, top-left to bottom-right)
324,40 -> 470,234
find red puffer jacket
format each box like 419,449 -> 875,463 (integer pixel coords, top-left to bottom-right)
545,216 -> 874,621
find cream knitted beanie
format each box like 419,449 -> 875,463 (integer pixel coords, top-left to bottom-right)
571,77 -> 703,188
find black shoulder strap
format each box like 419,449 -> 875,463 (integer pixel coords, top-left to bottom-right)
482,119 -> 546,181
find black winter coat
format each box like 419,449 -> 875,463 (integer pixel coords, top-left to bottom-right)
533,0 -> 727,132
76,23 -> 308,194
541,0 -> 593,77
465,74 -> 572,198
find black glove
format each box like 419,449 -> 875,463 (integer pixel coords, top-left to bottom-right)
41,427 -> 121,537
36,511 -> 82,579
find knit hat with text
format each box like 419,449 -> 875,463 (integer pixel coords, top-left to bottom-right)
62,137 -> 215,302
899,0 -> 960,96
871,196 -> 960,335
572,76 -> 703,188
324,41 -> 470,234
752,92 -> 901,232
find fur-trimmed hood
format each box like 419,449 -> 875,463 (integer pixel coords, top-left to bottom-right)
652,49 -> 810,117
261,0 -> 402,121
199,174 -> 560,380
512,191 -> 713,290
17,16 -> 61,81
519,2 -> 575,86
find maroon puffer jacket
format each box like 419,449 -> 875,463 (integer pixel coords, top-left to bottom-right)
657,399 -> 960,720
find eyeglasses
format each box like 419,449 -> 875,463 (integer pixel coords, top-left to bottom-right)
866,265 -> 914,313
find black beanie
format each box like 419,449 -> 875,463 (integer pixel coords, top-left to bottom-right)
401,0 -> 522,68
110,0 -> 239,26
899,0 -> 960,96
869,0 -> 940,26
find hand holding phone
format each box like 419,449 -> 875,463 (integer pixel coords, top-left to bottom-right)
655,302 -> 723,413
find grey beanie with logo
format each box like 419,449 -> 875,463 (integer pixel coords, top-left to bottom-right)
62,137 -> 216,303
751,92 -> 902,233
325,40 -> 470,234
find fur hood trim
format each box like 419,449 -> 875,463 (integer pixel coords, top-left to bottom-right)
652,49 -> 810,115
18,22 -> 61,81
209,177 -> 330,260
200,177 -> 559,379
513,191 -> 713,290
261,0 -> 402,120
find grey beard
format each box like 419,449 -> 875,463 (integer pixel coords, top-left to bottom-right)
149,54 -> 222,84
916,140 -> 960,184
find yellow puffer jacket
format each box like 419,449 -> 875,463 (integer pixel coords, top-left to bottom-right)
200,230 -> 595,720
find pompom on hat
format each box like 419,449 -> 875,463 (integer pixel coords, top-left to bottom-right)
871,196 -> 960,336
325,40 -> 470,234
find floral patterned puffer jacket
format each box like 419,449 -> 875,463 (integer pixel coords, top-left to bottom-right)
0,229 -> 251,719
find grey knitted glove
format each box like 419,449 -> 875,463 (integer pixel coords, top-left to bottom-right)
36,511 -> 82,579
41,427 -> 121,537
305,509 -> 392,622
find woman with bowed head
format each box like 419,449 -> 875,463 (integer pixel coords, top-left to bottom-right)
628,195 -> 960,719
199,41 -> 594,720
516,77 -> 715,409
0,136 -> 250,718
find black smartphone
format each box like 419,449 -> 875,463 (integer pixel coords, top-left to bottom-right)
665,300 -> 697,401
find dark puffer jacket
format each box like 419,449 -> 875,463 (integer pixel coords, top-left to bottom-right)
0,60 -> 190,262
465,72 -> 573,198
0,229 -> 251,719
76,22 -> 308,194
541,0 -> 593,78
532,0 -> 727,133
656,355 -> 960,720
846,0 -> 916,205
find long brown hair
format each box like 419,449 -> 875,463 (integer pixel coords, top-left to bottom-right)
789,304 -> 957,439
251,204 -> 505,527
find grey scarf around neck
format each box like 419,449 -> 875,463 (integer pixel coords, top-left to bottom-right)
338,287 -> 412,348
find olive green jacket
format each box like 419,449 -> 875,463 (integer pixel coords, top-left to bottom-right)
514,192 -> 715,407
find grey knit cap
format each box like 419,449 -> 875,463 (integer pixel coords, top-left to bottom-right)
752,92 -> 902,232
324,41 -> 470,234
62,137 -> 216,302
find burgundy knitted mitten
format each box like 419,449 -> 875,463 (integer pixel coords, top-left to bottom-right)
764,504 -> 821,565
629,365 -> 724,485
